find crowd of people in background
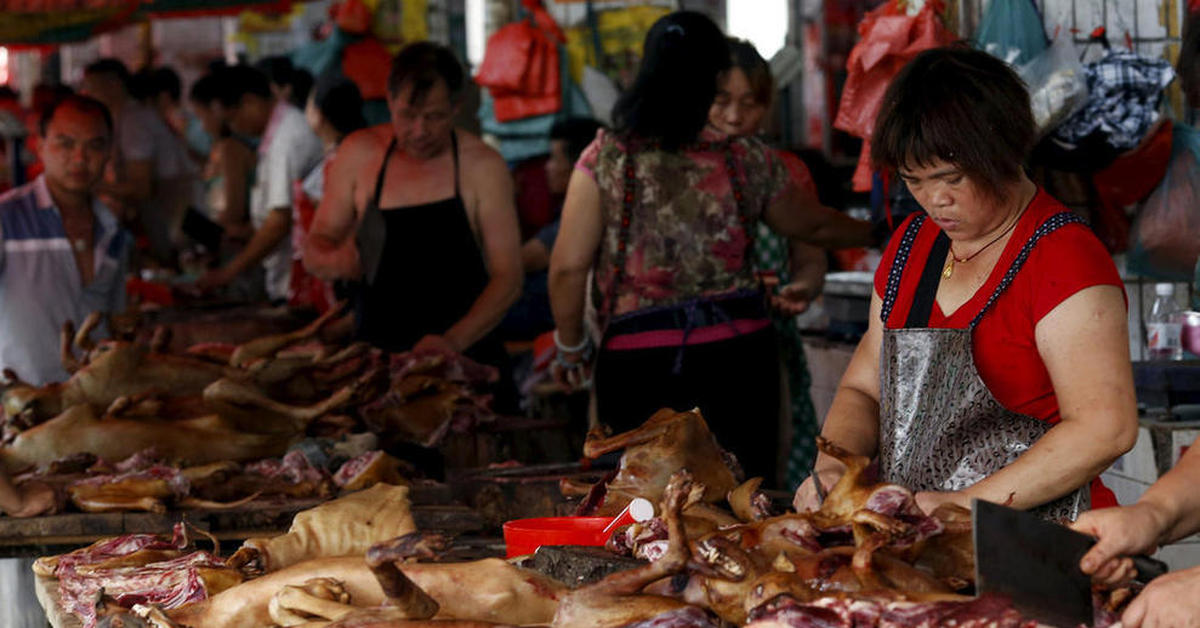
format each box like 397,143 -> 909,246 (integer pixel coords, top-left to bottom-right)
0,21 -> 873,493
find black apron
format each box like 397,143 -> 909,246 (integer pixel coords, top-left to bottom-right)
353,133 -> 510,376
877,211 -> 1091,521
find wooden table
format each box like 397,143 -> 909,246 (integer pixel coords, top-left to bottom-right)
0,481 -> 454,555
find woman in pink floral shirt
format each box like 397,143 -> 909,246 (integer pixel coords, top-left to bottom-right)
548,11 -> 873,484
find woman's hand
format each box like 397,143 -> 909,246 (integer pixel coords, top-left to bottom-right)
1120,565 -> 1200,628
793,468 -> 844,512
1072,502 -> 1171,586
915,490 -> 970,515
551,346 -> 592,392
771,281 -> 818,316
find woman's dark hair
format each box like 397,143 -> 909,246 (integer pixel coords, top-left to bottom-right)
549,117 -> 604,164
189,73 -> 220,105
387,41 -> 465,105
872,46 -> 1035,199
1180,11 -> 1200,108
213,65 -> 272,108
313,75 -> 367,138
612,11 -> 730,150
727,38 -> 774,107
255,56 -> 312,108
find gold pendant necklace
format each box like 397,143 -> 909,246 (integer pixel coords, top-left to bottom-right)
942,258 -> 955,279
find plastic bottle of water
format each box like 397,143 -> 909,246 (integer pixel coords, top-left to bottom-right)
1147,283 -> 1183,361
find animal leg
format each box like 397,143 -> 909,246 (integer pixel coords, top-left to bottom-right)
365,533 -> 448,619
61,321 -> 81,374
582,470 -> 701,596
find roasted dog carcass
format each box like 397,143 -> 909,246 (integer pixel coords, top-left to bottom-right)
228,483 -> 416,575
574,408 -> 740,517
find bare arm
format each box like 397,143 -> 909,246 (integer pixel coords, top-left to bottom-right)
440,151 -> 523,352
548,170 -> 603,349
774,241 -> 828,316
764,183 -> 873,250
200,208 -> 291,289
793,292 -> 883,509
218,141 -> 252,235
304,132 -> 369,280
920,285 -> 1138,512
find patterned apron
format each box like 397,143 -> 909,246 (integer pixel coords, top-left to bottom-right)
877,212 -> 1090,521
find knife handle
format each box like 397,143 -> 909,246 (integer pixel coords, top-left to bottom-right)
1131,555 -> 1169,582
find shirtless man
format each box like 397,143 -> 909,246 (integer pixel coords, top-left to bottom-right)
304,42 -> 521,357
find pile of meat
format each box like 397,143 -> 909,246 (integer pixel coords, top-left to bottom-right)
38,407 -> 1135,628
11,445 -> 408,515
0,307 -> 497,516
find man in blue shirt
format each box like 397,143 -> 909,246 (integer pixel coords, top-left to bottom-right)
0,94 -> 130,387
0,94 -> 128,627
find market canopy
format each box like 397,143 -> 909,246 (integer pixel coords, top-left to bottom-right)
0,0 -> 297,46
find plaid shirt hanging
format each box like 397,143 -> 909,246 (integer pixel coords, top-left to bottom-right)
1053,50 -> 1176,151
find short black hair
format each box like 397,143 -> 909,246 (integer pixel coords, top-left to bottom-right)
255,56 -> 294,87
387,42 -> 465,105
39,94 -> 113,138
213,64 -> 272,108
872,46 -> 1035,199
727,39 -> 774,107
289,68 -> 314,109
189,72 -> 220,106
256,56 -> 311,108
312,75 -> 366,137
549,117 -> 604,164
612,11 -> 730,150
150,67 -> 182,102
83,58 -> 132,93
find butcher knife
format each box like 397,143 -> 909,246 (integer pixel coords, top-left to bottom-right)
972,499 -> 1168,628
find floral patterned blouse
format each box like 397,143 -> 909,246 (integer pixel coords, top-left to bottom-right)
576,128 -> 792,325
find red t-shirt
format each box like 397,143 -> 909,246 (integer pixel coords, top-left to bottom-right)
873,189 -> 1124,509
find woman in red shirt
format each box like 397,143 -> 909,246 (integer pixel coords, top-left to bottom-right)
793,47 -> 1138,519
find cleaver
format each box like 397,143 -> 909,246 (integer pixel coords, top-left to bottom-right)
973,498 -> 1168,628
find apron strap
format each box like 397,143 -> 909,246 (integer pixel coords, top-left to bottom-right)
371,138 -> 398,208
879,213 -> 928,326
968,211 -> 1088,329
905,231 -> 951,328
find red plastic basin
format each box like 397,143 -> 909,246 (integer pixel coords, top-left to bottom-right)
502,516 -> 612,558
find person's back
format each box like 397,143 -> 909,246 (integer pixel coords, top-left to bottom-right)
250,100 -> 322,301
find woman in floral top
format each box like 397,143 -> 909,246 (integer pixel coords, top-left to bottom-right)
548,11 -> 873,484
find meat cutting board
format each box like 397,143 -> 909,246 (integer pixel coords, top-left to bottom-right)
34,575 -> 80,628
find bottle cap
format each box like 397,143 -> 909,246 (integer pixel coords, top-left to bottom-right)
1156,283 -> 1176,296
